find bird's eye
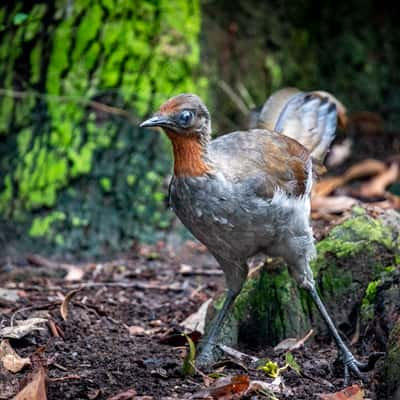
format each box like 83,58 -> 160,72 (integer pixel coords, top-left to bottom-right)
178,110 -> 194,127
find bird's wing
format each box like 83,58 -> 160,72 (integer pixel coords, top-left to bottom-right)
256,88 -> 346,165
209,129 -> 311,198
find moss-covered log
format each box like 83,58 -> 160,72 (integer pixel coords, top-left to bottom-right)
212,206 -> 400,348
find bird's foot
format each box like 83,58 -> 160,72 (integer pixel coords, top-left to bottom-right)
195,342 -> 223,370
339,350 -> 385,386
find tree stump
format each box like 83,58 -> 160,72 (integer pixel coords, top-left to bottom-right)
373,270 -> 400,398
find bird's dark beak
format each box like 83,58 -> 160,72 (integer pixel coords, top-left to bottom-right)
140,115 -> 174,129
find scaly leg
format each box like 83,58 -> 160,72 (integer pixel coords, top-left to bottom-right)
196,258 -> 248,368
196,290 -> 238,367
307,284 -> 383,385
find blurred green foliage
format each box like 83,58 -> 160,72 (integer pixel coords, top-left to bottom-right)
0,0 -> 206,256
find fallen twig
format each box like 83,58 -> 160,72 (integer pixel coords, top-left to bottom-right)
52,363 -> 68,372
218,344 -> 259,368
10,281 -> 184,292
47,320 -> 61,338
47,374 -> 80,382
179,264 -> 223,276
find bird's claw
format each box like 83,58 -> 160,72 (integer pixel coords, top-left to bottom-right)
343,354 -> 363,386
341,351 -> 385,386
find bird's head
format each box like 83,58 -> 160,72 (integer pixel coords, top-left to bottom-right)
140,94 -> 211,143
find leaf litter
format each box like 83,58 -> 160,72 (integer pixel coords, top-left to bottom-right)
0,318 -> 48,339
0,241 -> 385,399
0,340 -> 31,373
13,366 -> 47,400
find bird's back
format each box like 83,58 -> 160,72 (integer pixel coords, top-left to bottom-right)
170,129 -> 314,263
207,129 -> 311,198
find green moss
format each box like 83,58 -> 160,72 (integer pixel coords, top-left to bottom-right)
314,211 -> 394,271
100,177 -> 111,192
232,266 -> 311,344
361,279 -> 381,321
0,0 -> 207,254
0,175 -> 13,216
233,278 -> 259,320
29,211 -> 66,238
384,321 -> 400,396
71,5 -> 103,62
364,280 -> 380,303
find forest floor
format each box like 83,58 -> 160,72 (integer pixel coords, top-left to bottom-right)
0,240 -> 383,400
1,120 -> 398,399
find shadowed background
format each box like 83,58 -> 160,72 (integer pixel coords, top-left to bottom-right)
0,0 -> 399,257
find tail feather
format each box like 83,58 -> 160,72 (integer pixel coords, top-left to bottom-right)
257,88 -> 346,165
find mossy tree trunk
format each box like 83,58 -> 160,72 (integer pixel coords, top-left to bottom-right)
0,0 -> 207,257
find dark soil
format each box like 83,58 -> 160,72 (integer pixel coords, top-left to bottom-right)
0,241 -> 384,400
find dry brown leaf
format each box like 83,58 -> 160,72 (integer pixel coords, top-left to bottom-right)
26,254 -> 85,281
60,289 -> 81,321
64,265 -> 85,281
248,376 -> 289,396
368,200 -> 395,209
13,367 -> 47,400
181,299 -> 212,335
0,289 -> 21,302
319,384 -> 364,400
313,177 -> 345,197
0,340 -> 31,373
273,329 -> 314,352
359,163 -> 399,197
385,192 -> 400,209
343,159 -> 387,182
273,338 -> 298,352
0,318 -> 48,339
190,375 -> 250,399
313,159 -> 389,198
311,196 -> 358,214
326,139 -> 352,168
106,388 -> 137,400
127,326 -> 146,335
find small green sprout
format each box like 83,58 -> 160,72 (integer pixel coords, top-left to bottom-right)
182,334 -> 196,376
258,352 -> 301,377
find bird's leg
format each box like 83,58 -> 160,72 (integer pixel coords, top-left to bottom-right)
196,289 -> 238,367
307,284 -> 382,385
